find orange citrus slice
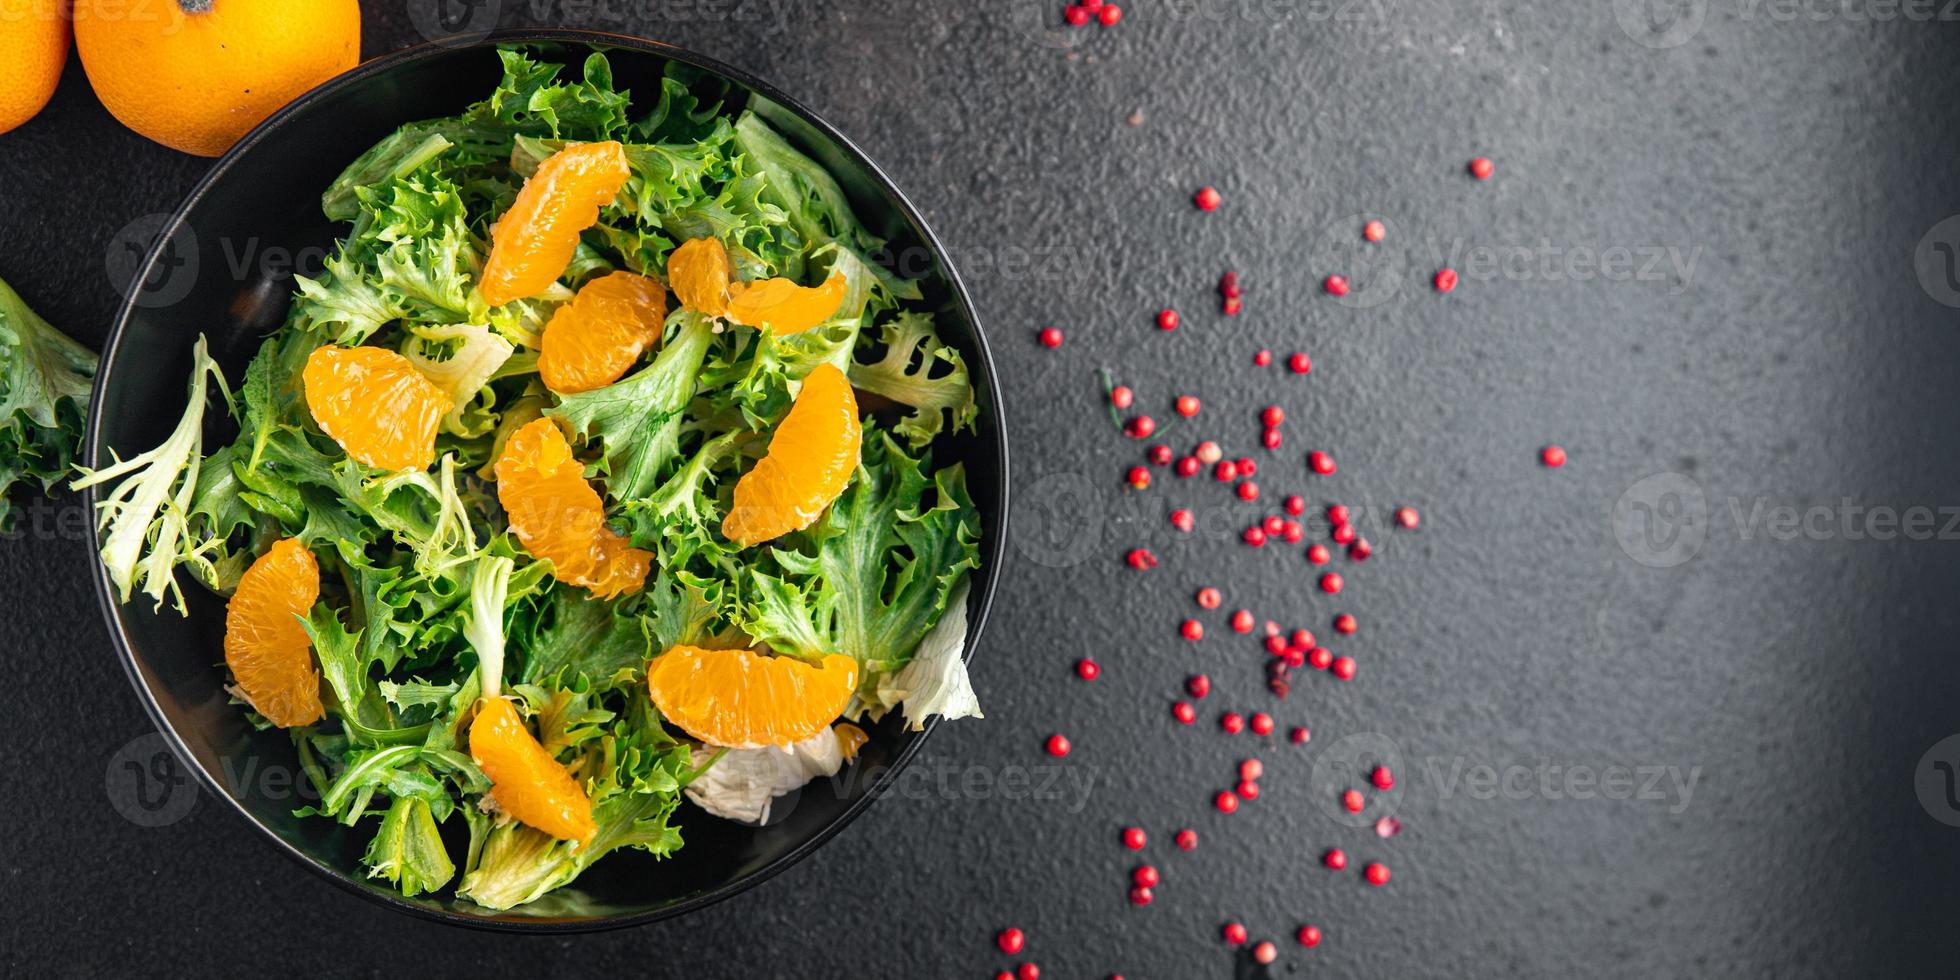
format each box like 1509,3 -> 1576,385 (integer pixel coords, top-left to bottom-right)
469,695 -> 596,842
647,644 -> 859,749
223,538 -> 323,728
493,417 -> 651,598
537,270 -> 667,394
302,345 -> 453,472
479,140 -> 631,307
667,236 -> 731,317
726,270 -> 849,334
722,362 -> 861,547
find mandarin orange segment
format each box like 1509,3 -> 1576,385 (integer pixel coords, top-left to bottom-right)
833,722 -> 868,762
302,345 -> 453,472
725,270 -> 849,334
646,645 -> 859,749
538,271 -> 667,393
722,362 -> 862,547
223,538 -> 324,728
479,141 -> 631,307
469,696 -> 597,842
666,236 -> 731,317
493,417 -> 651,598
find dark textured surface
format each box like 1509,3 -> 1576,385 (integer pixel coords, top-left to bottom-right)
4,2 -> 1960,977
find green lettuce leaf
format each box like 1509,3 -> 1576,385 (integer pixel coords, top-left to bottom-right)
0,276 -> 96,527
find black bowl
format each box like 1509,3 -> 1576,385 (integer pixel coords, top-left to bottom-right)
83,29 -> 1007,931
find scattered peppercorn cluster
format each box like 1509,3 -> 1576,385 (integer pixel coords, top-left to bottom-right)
1011,157 -> 1569,976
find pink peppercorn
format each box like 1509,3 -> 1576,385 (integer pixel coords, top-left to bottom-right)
1306,544 -> 1330,565
1237,481 -> 1259,502
1348,537 -> 1373,561
1395,506 -> 1419,529
1283,495 -> 1306,516
1215,790 -> 1240,813
1332,524 -> 1357,546
1249,712 -> 1274,736
1129,885 -> 1153,906
1319,572 -> 1343,594
1176,828 -> 1198,850
1220,712 -> 1245,734
1364,862 -> 1391,886
1046,734 -> 1070,757
1132,865 -> 1159,888
1170,508 -> 1194,532
1323,274 -> 1349,297
1323,848 -> 1347,870
1363,219 -> 1385,242
1331,656 -> 1356,680
1126,466 -> 1150,490
1194,186 -> 1221,211
1263,515 -> 1285,536
1253,349 -> 1272,367
1290,726 -> 1310,744
1076,658 -> 1100,680
1242,526 -> 1267,547
1281,521 -> 1304,544
1125,415 -> 1155,439
1196,586 -> 1222,609
1174,395 -> 1201,418
1307,646 -> 1332,670
1333,613 -> 1357,635
1175,456 -> 1200,478
1180,619 -> 1204,641
1038,327 -> 1063,348
1287,352 -> 1312,374
1433,268 -> 1458,293
1110,385 -> 1134,410
1124,547 -> 1156,569
1195,441 -> 1223,464
1223,922 -> 1248,945
1156,308 -> 1179,331
1214,460 -> 1238,482
1147,443 -> 1172,465
1098,3 -> 1123,25
1371,766 -> 1395,791
1122,826 -> 1147,850
1186,674 -> 1211,699
1237,780 -> 1261,801
998,928 -> 1025,955
1172,701 -> 1197,724
1341,788 -> 1364,813
1063,4 -> 1089,25
1262,428 -> 1282,450
1309,451 -> 1336,475
1260,405 -> 1284,427
1468,156 -> 1494,180
1298,924 -> 1323,947
1541,445 -> 1567,468
1239,758 -> 1264,781
1252,941 -> 1277,965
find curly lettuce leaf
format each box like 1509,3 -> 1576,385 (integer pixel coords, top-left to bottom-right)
741,432 -> 981,685
551,310 -> 714,500
0,276 -> 96,527
848,311 -> 977,449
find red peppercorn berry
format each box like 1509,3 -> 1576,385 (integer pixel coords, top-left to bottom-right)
1239,758 -> 1264,781
1262,428 -> 1282,450
1215,790 -> 1240,813
1172,701 -> 1197,724
1147,443 -> 1172,465
1290,726 -> 1311,744
1298,924 -> 1323,947
1468,156 -> 1493,180
1319,572 -> 1343,594
1180,619 -> 1204,641
1098,3 -> 1123,25
1132,865 -> 1159,888
1223,922 -> 1248,945
1395,505 -> 1419,529
1331,655 -> 1356,680
1125,415 -> 1155,439
1186,674 -> 1211,699
1237,481 -> 1259,502
1214,460 -> 1238,482
1541,445 -> 1567,468
1308,646 -> 1333,670
1129,885 -> 1153,906
1045,734 -> 1071,757
1237,780 -> 1261,801
1323,848 -> 1348,870
1323,274 -> 1349,297
1110,384 -> 1133,409
1194,186 -> 1221,211
1170,508 -> 1194,532
1195,440 -> 1223,464
1253,348 -> 1272,367
1333,613 -> 1357,635
1306,544 -> 1331,565
1309,451 -> 1336,475
1242,526 -> 1266,547
1076,658 -> 1100,681
1364,862 -> 1391,886
1038,327 -> 1063,348
1124,547 -> 1156,569
1126,466 -> 1150,490
1253,941 -> 1277,965
1371,766 -> 1395,791
1363,219 -> 1386,242
1175,828 -> 1198,850
1156,308 -> 1179,331
1174,395 -> 1200,417
1175,456 -> 1200,478
1341,788 -> 1364,813
1220,711 -> 1245,734
1433,268 -> 1458,293
998,928 -> 1025,955
1196,586 -> 1221,609
1287,352 -> 1312,374
1349,537 -> 1373,561
1249,712 -> 1274,736
1332,524 -> 1357,545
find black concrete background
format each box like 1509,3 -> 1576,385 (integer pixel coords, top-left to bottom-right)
5,1 -> 1960,977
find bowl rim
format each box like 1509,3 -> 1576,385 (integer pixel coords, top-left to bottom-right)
81,26 -> 1009,933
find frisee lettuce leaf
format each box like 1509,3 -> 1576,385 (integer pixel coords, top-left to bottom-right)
0,276 -> 96,528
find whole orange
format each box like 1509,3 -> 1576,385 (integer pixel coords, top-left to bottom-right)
73,0 -> 358,157
0,0 -> 70,135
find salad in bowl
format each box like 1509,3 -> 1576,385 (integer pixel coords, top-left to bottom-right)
83,44 -> 984,912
